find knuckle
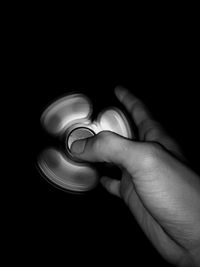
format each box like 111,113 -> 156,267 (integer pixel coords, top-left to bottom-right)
98,130 -> 112,139
97,131 -> 114,144
131,99 -> 143,112
94,131 -> 117,154
143,126 -> 160,140
93,131 -> 109,151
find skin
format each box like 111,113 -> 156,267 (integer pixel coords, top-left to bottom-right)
71,86 -> 200,266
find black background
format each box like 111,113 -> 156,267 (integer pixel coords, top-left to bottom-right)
11,24 -> 199,266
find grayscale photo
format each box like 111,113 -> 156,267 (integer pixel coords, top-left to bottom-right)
12,15 -> 200,267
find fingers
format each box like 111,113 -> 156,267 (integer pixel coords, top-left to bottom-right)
101,173 -> 136,205
114,86 -> 184,159
115,86 -> 159,141
70,131 -> 143,172
100,176 -> 121,197
115,86 -> 153,127
71,131 -> 147,199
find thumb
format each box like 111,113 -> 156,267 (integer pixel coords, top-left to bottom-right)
70,131 -> 142,172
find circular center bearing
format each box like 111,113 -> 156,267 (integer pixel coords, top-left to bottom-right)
67,127 -> 95,151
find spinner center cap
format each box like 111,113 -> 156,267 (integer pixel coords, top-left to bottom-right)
67,127 -> 95,150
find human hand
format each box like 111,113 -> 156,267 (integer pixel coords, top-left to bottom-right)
71,86 -> 200,266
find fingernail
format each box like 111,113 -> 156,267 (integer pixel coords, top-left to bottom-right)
71,139 -> 87,154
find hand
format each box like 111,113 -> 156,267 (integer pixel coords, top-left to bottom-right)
71,86 -> 200,266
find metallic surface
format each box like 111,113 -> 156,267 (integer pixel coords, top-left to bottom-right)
38,148 -> 98,192
38,93 -> 133,192
41,94 -> 92,135
67,127 -> 95,150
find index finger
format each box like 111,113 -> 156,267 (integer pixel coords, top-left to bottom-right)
114,86 -> 156,137
114,86 -> 185,160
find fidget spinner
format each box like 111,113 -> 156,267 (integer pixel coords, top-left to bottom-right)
37,92 -> 133,192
